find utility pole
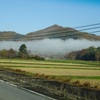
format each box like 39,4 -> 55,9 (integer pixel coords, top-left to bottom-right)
9,46 -> 11,63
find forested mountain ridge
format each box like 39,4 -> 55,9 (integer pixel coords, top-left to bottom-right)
0,25 -> 100,41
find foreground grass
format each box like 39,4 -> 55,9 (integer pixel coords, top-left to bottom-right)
0,58 -> 100,66
0,58 -> 100,88
12,67 -> 100,76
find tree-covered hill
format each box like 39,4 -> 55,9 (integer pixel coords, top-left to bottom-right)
65,46 -> 100,61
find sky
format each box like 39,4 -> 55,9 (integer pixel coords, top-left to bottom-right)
0,0 -> 100,35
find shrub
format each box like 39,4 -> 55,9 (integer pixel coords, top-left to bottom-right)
73,80 -> 80,86
83,82 -> 91,88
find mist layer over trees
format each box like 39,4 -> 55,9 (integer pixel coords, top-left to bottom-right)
0,44 -> 45,60
0,39 -> 100,58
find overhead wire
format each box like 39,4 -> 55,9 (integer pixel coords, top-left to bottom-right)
90,30 -> 100,34
74,23 -> 100,29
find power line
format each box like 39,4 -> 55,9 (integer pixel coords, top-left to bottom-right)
78,26 -> 100,31
90,30 -> 100,34
74,23 -> 100,29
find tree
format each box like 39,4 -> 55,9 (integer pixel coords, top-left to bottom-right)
0,49 -> 8,58
66,46 -> 100,61
19,44 -> 27,54
18,44 -> 28,58
8,48 -> 17,58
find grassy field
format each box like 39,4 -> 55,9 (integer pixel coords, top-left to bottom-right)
0,59 -> 100,88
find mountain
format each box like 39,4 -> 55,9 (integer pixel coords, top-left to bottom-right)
0,31 -> 24,41
0,25 -> 100,41
24,24 -> 100,41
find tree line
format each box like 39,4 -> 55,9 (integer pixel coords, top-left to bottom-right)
0,44 -> 45,60
65,46 -> 100,61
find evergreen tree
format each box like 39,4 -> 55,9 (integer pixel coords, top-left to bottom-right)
18,44 -> 28,58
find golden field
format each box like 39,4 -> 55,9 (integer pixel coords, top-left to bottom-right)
0,59 -> 100,88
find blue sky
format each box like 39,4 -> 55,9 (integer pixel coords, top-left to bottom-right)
0,0 -> 100,35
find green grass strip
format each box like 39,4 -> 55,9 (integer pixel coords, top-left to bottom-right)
54,75 -> 100,80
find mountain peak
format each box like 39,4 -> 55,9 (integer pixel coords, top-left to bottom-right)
28,24 -> 64,34
40,24 -> 64,33
50,24 -> 63,28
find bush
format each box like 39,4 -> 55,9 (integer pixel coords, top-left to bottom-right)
83,82 -> 91,88
32,55 -> 45,60
73,80 -> 80,86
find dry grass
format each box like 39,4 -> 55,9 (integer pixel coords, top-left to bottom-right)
72,79 -> 100,88
12,67 -> 100,76
12,67 -> 100,89
0,59 -> 100,88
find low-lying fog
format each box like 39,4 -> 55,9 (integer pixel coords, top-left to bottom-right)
0,39 -> 100,56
